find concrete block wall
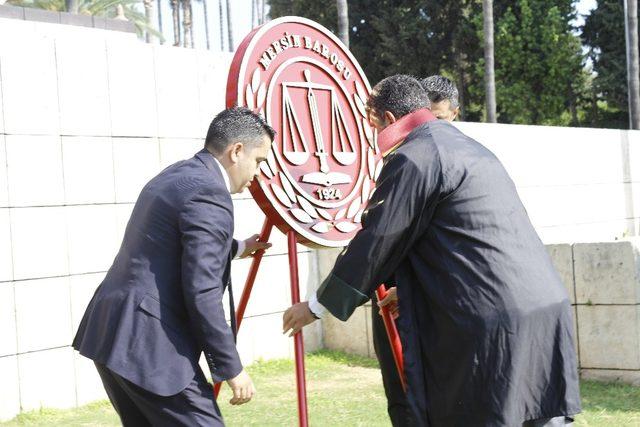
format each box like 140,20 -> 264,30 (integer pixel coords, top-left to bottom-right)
455,122 -> 640,244
320,240 -> 640,386
0,19 -> 320,421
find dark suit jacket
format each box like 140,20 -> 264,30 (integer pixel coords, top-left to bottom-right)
73,149 -> 242,396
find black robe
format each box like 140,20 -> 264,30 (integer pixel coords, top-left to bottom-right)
317,114 -> 581,426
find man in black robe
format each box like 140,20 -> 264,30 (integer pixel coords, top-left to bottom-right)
370,75 -> 465,427
283,75 -> 581,426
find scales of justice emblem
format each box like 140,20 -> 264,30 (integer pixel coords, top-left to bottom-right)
222,19 -> 403,427
227,16 -> 383,247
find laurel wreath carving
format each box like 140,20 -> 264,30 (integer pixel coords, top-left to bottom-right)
246,68 -> 267,118
254,72 -> 384,235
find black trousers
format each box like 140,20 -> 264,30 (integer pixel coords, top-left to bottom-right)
371,304 -> 415,427
95,362 -> 224,427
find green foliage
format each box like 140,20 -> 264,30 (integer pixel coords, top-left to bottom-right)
581,0 -> 638,128
490,0 -> 585,125
268,0 -> 588,126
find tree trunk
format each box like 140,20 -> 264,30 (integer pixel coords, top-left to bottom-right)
336,0 -> 349,47
143,0 -> 153,43
624,0 -> 640,129
226,0 -> 234,51
456,49 -> 466,121
218,0 -> 225,51
181,0 -> 193,48
188,0 -> 195,48
251,0 -> 256,28
482,0 -> 497,123
171,0 -> 181,46
65,0 -> 78,13
260,0 -> 265,24
157,0 -> 164,44
203,0 -> 211,50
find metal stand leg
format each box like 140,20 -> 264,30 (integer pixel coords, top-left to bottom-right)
287,230 -> 309,427
376,284 -> 406,392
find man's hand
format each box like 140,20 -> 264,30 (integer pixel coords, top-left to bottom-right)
283,302 -> 317,337
378,286 -> 399,319
239,234 -> 272,258
226,369 -> 256,405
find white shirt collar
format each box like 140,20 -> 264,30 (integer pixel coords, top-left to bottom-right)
212,157 -> 231,193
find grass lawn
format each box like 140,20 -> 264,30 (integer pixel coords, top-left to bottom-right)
3,351 -> 639,426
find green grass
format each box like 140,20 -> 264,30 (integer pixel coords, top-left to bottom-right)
3,351 -> 639,426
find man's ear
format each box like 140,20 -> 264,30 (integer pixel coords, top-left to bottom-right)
229,142 -> 243,163
384,111 -> 397,124
452,107 -> 460,121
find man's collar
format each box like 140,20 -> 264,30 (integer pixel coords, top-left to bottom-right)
377,108 -> 437,157
213,157 -> 231,193
195,149 -> 231,193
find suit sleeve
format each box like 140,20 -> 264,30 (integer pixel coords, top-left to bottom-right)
231,239 -> 239,258
317,148 -> 442,321
179,184 -> 242,383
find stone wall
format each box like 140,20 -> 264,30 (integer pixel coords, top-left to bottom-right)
320,240 -> 640,386
0,17 -> 321,421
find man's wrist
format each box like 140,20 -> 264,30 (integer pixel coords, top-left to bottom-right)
235,239 -> 246,259
308,292 -> 327,319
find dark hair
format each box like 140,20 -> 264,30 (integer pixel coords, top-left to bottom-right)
366,74 -> 430,119
420,75 -> 459,109
205,107 -> 276,154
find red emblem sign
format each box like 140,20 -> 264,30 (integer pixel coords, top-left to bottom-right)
227,17 -> 383,248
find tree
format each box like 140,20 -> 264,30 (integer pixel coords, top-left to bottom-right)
483,0 -> 497,122
487,0 -> 584,125
336,0 -> 349,47
226,0 -> 233,51
625,0 -> 640,128
182,0 -> 194,48
143,0 -> 153,43
157,0 -> 164,43
202,0 -> 211,49
170,0 -> 181,46
65,0 -> 77,13
268,0 -> 586,126
218,0 -> 225,50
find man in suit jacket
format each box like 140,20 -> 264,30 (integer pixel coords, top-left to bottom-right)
73,107 -> 275,426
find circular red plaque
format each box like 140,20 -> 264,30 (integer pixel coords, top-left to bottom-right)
227,17 -> 382,248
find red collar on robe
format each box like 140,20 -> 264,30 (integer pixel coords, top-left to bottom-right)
377,108 -> 437,157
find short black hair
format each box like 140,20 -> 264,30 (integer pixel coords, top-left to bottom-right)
366,74 -> 430,119
420,75 -> 459,109
205,107 -> 275,154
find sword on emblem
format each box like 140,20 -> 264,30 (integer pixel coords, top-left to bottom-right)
281,69 -> 356,187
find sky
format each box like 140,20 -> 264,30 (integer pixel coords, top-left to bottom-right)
156,0 -> 600,51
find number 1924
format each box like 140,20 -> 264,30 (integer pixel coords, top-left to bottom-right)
316,187 -> 343,200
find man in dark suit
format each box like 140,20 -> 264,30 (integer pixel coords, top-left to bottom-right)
73,107 -> 275,426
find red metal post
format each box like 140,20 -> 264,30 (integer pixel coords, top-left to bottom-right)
214,219 -> 273,398
287,230 -> 310,427
375,284 -> 406,392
